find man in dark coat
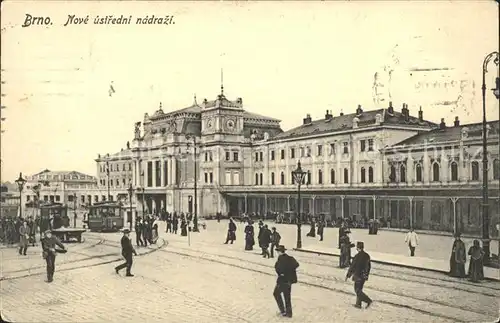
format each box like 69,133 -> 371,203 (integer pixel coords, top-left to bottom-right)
115,229 -> 137,277
224,218 -> 237,244
41,230 -> 66,283
317,221 -> 325,241
135,219 -> 144,247
270,227 -> 281,258
346,241 -> 372,309
260,224 -> 272,258
257,221 -> 265,254
273,245 -> 299,318
172,216 -> 179,234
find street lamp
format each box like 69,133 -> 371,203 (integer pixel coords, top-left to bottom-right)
481,51 -> 499,262
292,161 -> 308,249
185,134 -> 199,233
127,183 -> 134,231
15,172 -> 26,219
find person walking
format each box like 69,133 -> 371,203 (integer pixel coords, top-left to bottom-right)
346,241 -> 372,309
449,234 -> 466,278
273,245 -> 299,318
404,228 -> 419,257
18,221 -> 30,256
467,239 -> 485,282
41,230 -> 66,283
260,224 -> 272,258
135,219 -> 144,247
243,220 -> 254,250
270,227 -> 281,258
115,229 -> 137,277
317,220 -> 325,241
224,218 -> 237,244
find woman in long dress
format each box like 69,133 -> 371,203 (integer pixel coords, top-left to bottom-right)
306,219 -> 316,237
468,239 -> 485,282
180,219 -> 188,237
244,221 -> 255,251
339,233 -> 354,268
449,235 -> 466,278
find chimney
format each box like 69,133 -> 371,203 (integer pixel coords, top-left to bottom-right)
340,110 -> 344,116
356,104 -> 363,116
388,101 -> 394,114
418,106 -> 423,122
439,118 -> 446,130
454,116 -> 460,127
325,110 -> 333,120
303,114 -> 312,125
404,104 -> 410,121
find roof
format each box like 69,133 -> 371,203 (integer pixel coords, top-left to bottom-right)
29,170 -> 95,180
395,120 -> 500,146
273,108 -> 437,140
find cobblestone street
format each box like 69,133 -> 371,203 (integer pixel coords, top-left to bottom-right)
1,223 -> 499,322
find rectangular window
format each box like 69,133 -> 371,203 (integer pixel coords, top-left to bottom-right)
204,173 -> 208,183
280,149 -> 285,159
330,143 -> 336,155
147,161 -> 153,187
233,172 -> 240,185
317,145 -> 323,156
163,160 -> 168,186
290,148 -> 295,159
226,152 -> 231,161
270,150 -> 275,161
259,152 -> 263,161
209,172 -> 213,184
225,172 -> 231,185
81,195 -> 85,204
155,160 -> 161,187
306,147 -> 311,157
233,152 -> 239,162
368,139 -> 374,151
300,147 -> 305,157
255,152 -> 259,161
343,142 -> 349,154
360,140 -> 366,152
205,152 -> 208,162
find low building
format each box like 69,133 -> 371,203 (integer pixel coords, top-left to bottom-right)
1,185 -> 20,218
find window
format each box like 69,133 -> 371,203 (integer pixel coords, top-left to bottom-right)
129,163 -> 132,171
209,172 -> 213,183
368,167 -> 374,183
226,152 -> 231,161
343,168 -> 349,184
318,170 -> 323,184
116,179 -> 119,186
55,195 -> 60,202
471,161 -> 479,181
317,145 -> 323,156
494,159 -> 500,180
122,164 -> 125,171
122,179 -> 126,186
307,172 -> 311,185
433,162 -> 440,182
290,148 -> 295,159
205,152 -> 208,162
255,152 -> 259,161
416,164 -> 422,182
360,140 -> 366,152
306,147 -> 311,157
300,147 -> 305,157
280,149 -> 285,160
259,173 -> 263,185
209,152 -> 213,161
270,151 -> 275,161
259,152 -> 263,161
204,173 -> 208,183
271,172 -> 275,185
343,142 -> 349,154
360,167 -> 366,183
233,152 -> 239,162
450,162 -> 458,181
368,139 -> 374,151
389,166 -> 396,182
280,172 -> 285,185
330,169 -> 335,184
400,165 -> 406,183
255,173 -> 259,185
329,143 -> 336,155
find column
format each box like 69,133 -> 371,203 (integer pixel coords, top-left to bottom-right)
287,195 -> 291,212
160,158 -> 165,187
408,196 -> 413,229
451,197 -> 459,236
341,195 -> 345,218
311,196 -> 316,216
152,159 -> 157,187
372,195 -> 377,220
172,157 -> 177,186
244,194 -> 248,214
264,194 -> 268,215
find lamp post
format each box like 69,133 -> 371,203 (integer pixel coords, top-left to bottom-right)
15,172 -> 27,219
481,51 -> 500,262
127,183 -> 134,231
73,193 -> 77,227
292,161 -> 307,249
185,134 -> 199,233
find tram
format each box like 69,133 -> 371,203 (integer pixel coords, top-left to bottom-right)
85,201 -> 124,232
40,202 -> 70,231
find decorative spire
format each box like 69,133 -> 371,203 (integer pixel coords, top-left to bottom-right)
220,68 -> 224,95
193,94 -> 197,105
159,102 -> 162,109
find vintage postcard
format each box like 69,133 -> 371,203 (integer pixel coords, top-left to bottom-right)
0,1 -> 499,322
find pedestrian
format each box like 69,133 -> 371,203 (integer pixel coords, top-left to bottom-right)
141,218 -> 149,246
18,221 -> 30,255
338,221 -> 348,248
243,220 -> 254,250
172,216 -> 179,234
180,219 -> 188,237
257,221 -> 264,254
260,224 -> 272,258
404,228 -> 418,257
449,234 -> 466,278
346,241 -> 372,309
135,219 -> 144,247
41,230 -> 66,283
273,245 -> 299,318
270,227 -> 281,258
467,239 -> 485,282
166,216 -> 172,233
115,228 -> 137,277
317,220 -> 324,241
306,219 -> 316,237
339,232 -> 354,268
224,218 -> 237,244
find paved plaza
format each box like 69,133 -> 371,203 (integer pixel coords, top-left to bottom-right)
1,221 -> 499,322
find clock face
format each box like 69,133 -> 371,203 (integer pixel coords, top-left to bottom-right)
226,119 -> 235,130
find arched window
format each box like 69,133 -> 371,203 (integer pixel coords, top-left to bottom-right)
255,173 -> 259,185
389,165 -> 396,182
368,167 -> 374,183
344,168 -> 349,184
360,167 -> 366,183
494,159 -> 500,180
280,172 -> 285,185
400,165 -> 406,183
432,162 -> 440,182
471,161 -> 479,181
415,164 -> 422,182
450,162 -> 458,181
259,173 -> 263,185
318,170 -> 323,184
330,169 -> 335,184
271,172 -> 275,185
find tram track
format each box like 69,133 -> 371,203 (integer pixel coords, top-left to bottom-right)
158,244 -> 493,322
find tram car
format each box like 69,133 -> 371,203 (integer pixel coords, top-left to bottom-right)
85,201 -> 124,232
40,202 -> 69,231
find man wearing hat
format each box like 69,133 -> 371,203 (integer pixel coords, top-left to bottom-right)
115,228 -> 137,277
273,245 -> 299,318
346,241 -> 372,309
40,229 -> 67,283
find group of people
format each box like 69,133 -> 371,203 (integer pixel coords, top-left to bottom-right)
449,235 -> 485,282
165,213 -> 189,237
134,215 -> 159,247
1,216 -> 38,247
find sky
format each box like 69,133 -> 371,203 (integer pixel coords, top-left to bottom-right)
1,1 -> 499,182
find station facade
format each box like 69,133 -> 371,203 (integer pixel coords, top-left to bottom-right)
95,87 -> 500,236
